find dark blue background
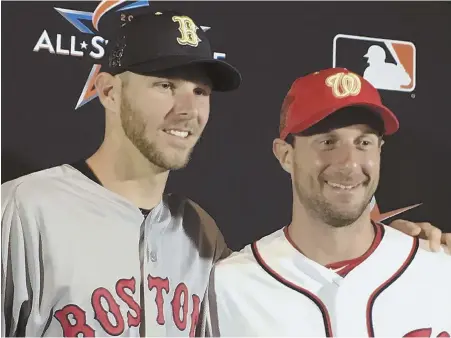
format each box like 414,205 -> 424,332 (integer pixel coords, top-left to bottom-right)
2,1 -> 450,250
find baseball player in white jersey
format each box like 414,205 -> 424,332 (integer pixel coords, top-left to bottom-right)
207,68 -> 451,337
2,9 -> 450,338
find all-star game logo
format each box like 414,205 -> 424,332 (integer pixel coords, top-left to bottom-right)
32,0 -> 226,110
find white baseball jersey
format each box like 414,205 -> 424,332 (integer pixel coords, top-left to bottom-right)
207,224 -> 451,337
1,163 -> 230,337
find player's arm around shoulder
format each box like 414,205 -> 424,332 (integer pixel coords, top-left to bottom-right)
185,199 -> 233,263
418,237 -> 451,272
418,238 -> 451,256
388,219 -> 451,254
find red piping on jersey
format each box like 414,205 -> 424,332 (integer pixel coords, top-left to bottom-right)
366,236 -> 419,337
326,223 -> 384,277
284,223 -> 384,277
251,242 -> 334,337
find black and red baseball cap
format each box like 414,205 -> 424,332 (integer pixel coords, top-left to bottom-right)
279,67 -> 399,139
105,10 -> 241,92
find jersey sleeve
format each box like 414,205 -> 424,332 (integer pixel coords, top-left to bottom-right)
1,182 -> 38,337
213,227 -> 232,262
187,199 -> 232,263
184,199 -> 232,337
194,238 -> 232,337
203,265 -> 225,337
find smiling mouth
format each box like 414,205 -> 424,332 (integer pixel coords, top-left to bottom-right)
163,129 -> 192,139
325,181 -> 363,191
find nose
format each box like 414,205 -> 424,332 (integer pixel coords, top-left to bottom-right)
334,144 -> 360,171
173,90 -> 199,119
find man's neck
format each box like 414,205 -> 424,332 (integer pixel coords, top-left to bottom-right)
86,138 -> 169,211
288,203 -> 375,266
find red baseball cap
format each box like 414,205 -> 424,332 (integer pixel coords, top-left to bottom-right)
279,67 -> 399,139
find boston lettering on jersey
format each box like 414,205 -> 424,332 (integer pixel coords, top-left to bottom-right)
53,275 -> 200,337
404,328 -> 450,337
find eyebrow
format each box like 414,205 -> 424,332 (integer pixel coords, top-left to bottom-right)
154,74 -> 212,88
359,129 -> 383,137
309,129 -> 382,140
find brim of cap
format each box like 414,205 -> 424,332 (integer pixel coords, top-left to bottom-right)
283,101 -> 399,139
120,55 -> 242,92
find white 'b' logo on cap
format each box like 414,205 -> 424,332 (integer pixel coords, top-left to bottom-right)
172,16 -> 201,47
325,72 -> 362,98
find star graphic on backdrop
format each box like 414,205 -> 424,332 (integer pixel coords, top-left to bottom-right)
54,0 -> 151,109
371,199 -> 422,223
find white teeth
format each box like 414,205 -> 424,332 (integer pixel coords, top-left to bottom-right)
165,129 -> 189,138
326,181 -> 359,190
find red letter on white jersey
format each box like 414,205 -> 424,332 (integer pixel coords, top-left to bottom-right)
92,287 -> 125,335
54,304 -> 96,337
189,294 -> 201,337
404,328 -> 450,338
116,277 -> 141,327
147,275 -> 170,325
171,283 -> 189,331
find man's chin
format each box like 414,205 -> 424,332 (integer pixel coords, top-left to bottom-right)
153,151 -> 192,171
324,203 -> 370,227
164,160 -> 190,171
321,211 -> 361,228
131,137 -> 191,169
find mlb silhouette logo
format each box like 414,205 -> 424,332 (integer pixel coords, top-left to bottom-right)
333,34 -> 416,92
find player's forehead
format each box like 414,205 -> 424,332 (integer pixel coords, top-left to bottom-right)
293,125 -> 380,150
127,64 -> 213,88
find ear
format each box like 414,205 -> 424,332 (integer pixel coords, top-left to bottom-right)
94,72 -> 121,114
272,138 -> 294,174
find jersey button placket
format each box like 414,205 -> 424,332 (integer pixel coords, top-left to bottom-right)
150,250 -> 157,262
146,220 -> 160,267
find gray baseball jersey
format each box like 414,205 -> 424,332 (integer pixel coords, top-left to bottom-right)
1,163 -> 230,337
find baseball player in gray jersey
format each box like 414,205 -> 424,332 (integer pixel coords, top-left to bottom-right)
2,10 -> 450,338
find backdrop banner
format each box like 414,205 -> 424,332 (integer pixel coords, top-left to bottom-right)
2,1 -> 450,249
